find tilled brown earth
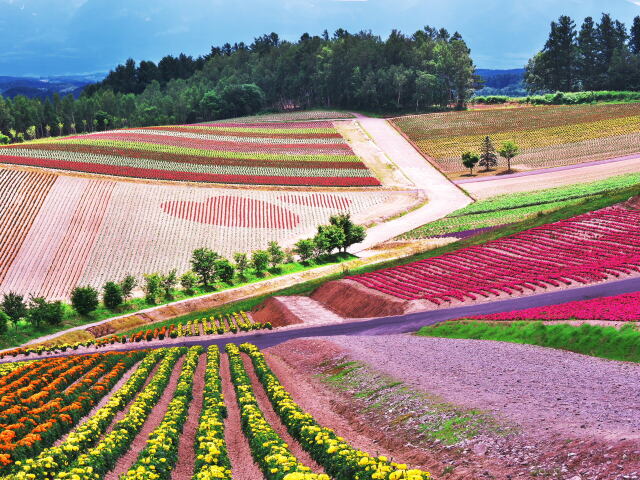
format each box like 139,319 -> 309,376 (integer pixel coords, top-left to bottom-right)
220,354 -> 265,480
267,336 -> 640,480
171,352 -> 206,480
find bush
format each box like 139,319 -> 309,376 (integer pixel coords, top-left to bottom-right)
144,273 -> 163,304
0,311 -> 8,335
251,250 -> 270,275
214,259 -> 235,284
191,248 -> 219,286
71,286 -> 99,316
180,271 -> 199,294
267,241 -> 285,269
28,297 -> 64,328
103,282 -> 124,310
294,238 -> 315,263
120,275 -> 137,299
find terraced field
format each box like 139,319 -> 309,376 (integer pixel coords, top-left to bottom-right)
0,120 -> 379,186
0,345 -> 432,480
0,167 -> 390,300
392,103 -> 640,174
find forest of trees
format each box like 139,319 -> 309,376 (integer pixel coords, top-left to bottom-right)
0,27 -> 475,141
525,13 -> 640,92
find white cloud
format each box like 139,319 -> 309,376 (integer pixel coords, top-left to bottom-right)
628,0 -> 640,5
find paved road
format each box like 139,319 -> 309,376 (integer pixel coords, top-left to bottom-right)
11,276 -> 638,362
349,114 -> 471,251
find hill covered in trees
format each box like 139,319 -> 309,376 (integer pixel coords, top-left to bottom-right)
0,27 -> 475,142
525,13 -> 640,92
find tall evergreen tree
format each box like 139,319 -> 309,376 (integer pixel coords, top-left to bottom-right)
577,17 -> 599,90
595,14 -> 627,89
630,16 -> 640,54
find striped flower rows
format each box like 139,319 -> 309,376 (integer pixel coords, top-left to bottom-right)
0,119 -> 379,186
392,103 -> 640,173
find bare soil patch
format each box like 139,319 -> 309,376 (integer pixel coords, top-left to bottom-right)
268,337 -> 640,480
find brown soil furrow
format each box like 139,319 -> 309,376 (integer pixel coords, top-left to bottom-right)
102,360 -> 163,438
240,353 -> 326,474
170,352 -> 206,480
54,359 -> 142,447
0,171 -> 55,283
219,354 -> 265,480
103,355 -> 186,480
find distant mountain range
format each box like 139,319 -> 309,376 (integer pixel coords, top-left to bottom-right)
474,68 -> 526,97
0,74 -> 105,100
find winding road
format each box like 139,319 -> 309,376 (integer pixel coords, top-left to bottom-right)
8,275 -> 638,363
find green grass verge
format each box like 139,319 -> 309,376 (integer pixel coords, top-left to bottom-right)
417,321 -> 640,363
401,172 -> 640,239
0,254 -> 354,350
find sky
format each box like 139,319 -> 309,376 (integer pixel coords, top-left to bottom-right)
2,0 -> 640,77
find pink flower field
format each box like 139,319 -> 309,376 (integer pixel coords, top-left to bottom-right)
349,205 -> 640,304
471,292 -> 640,322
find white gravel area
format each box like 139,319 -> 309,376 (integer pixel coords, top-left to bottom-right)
322,335 -> 640,440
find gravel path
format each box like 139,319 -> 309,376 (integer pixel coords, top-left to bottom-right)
322,335 -> 640,440
104,355 -> 186,480
347,114 -> 471,251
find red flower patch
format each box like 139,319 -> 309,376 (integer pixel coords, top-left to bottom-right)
161,196 -> 300,229
279,193 -> 352,210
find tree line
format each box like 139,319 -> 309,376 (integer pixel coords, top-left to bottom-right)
0,27 -> 476,143
0,214 -> 364,331
525,13 -> 640,92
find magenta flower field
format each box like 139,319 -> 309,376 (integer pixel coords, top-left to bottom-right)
472,292 -> 640,322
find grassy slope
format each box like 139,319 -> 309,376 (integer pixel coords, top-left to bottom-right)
417,321 -> 640,363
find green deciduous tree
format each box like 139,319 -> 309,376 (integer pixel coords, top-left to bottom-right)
191,247 -> 219,286
267,241 -> 285,269
294,238 -> 316,263
251,250 -> 270,275
71,286 -> 99,316
28,297 -> 64,328
233,252 -> 249,279
214,259 -> 235,284
180,271 -> 199,294
314,224 -> 346,256
120,275 -> 137,300
498,141 -> 520,172
143,273 -> 163,304
461,151 -> 480,175
1,292 -> 27,329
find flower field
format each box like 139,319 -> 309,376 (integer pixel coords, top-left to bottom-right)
0,345 -> 431,480
391,103 -> 640,173
0,166 -> 391,300
471,291 -> 640,322
0,119 -> 380,186
351,205 -> 640,304
400,172 -> 640,239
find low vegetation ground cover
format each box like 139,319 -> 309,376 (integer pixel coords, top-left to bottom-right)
392,102 -> 640,174
400,173 -> 640,238
417,321 -> 640,363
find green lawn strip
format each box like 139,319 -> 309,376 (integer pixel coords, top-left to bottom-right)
402,173 -> 640,239
417,321 -> 640,363
0,254 -> 354,350
317,357 -> 512,446
56,139 -> 360,162
146,183 -> 640,330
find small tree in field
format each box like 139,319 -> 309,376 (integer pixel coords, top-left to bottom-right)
314,224 -> 346,256
251,250 -> 270,276
120,275 -> 137,300
191,248 -> 219,286
71,286 -> 99,316
267,241 -> 285,269
233,253 -> 249,279
1,292 -> 27,329
144,273 -> 163,304
294,238 -> 315,263
214,259 -> 235,284
103,282 -> 124,310
180,271 -> 199,294
28,297 -> 63,328
161,269 -> 178,299
498,140 -> 520,172
0,312 -> 8,335
478,136 -> 498,171
329,214 -> 365,252
461,151 -> 480,175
